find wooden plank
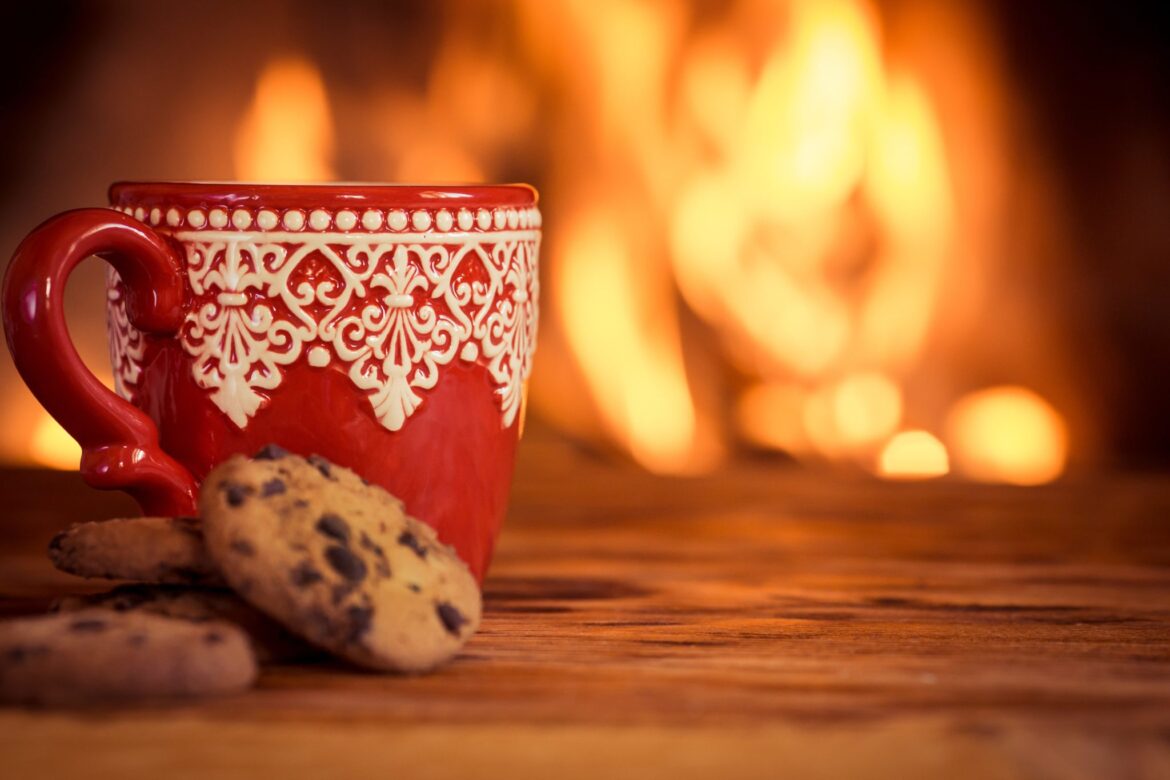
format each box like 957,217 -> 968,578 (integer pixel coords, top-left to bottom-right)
1,434 -> 1169,778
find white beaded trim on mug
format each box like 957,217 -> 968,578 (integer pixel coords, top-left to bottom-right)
105,198 -> 541,435
114,204 -> 543,232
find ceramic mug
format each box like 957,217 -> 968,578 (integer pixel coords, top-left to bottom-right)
3,182 -> 541,581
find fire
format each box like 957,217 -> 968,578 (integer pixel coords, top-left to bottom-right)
879,430 -> 949,479
946,386 -> 1068,485
666,0 -> 953,470
0,4 -> 1078,482
233,57 -> 335,181
518,0 -> 1072,482
29,412 -> 80,471
558,210 -> 712,474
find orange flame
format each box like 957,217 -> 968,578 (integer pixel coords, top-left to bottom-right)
946,386 -> 1068,484
29,412 -> 80,471
233,57 -> 335,181
879,430 -> 950,479
558,210 -> 714,473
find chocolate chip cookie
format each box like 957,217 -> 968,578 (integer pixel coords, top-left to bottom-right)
200,449 -> 481,672
48,516 -> 223,586
0,609 -> 257,705
53,584 -> 319,664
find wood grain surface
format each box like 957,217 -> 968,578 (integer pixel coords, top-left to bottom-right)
1,433 -> 1169,779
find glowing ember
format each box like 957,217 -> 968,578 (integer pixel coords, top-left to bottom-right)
233,57 -> 335,181
833,373 -> 903,448
29,413 -> 80,471
946,386 -> 1068,485
736,382 -> 809,454
878,430 -> 949,479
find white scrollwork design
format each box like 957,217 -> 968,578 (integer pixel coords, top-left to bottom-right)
110,226 -> 540,432
105,266 -> 145,402
181,240 -> 316,427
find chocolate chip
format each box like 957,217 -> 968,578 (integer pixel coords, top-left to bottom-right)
346,605 -> 374,642
307,454 -> 334,479
316,514 -> 350,543
306,608 -> 333,638
397,530 -> 428,559
169,567 -> 208,583
261,478 -> 286,497
204,631 -> 224,645
104,584 -> 154,610
175,517 -> 203,537
291,561 -> 323,587
358,533 -> 390,576
224,482 -> 251,507
325,545 -> 367,582
293,499 -> 310,509
69,618 -> 107,632
5,644 -> 49,663
331,582 -> 355,605
359,531 -> 384,557
436,602 -> 468,636
254,444 -> 290,460
407,583 -> 422,593
231,539 -> 256,556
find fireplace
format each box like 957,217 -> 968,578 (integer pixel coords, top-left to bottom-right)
2,0 -> 1167,483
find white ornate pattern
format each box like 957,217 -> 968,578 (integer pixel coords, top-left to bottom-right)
105,208 -> 540,433
105,266 -> 145,401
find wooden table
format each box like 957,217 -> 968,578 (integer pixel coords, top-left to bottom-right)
2,433 -> 1169,779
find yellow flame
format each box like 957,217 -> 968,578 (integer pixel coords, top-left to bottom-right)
520,0 -> 991,478
739,0 -> 882,222
946,386 -> 1067,485
558,210 -> 707,474
857,72 -> 953,368
878,430 -> 949,479
833,372 -> 902,448
736,382 -> 809,453
29,413 -> 80,471
233,57 -> 335,181
680,34 -> 752,152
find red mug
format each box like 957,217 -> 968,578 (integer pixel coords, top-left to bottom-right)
3,182 -> 541,582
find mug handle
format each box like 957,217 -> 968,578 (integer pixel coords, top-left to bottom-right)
3,208 -> 199,515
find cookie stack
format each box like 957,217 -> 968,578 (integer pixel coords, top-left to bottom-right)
0,446 -> 482,706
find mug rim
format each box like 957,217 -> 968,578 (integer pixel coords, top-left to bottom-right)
109,181 -> 538,210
